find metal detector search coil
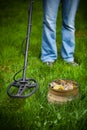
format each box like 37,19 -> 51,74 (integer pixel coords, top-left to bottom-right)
7,78 -> 38,98
7,0 -> 38,98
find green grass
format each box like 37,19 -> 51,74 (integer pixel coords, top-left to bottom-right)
0,0 -> 87,130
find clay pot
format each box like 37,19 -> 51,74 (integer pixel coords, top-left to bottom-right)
47,79 -> 79,104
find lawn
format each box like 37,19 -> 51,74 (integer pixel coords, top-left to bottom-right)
0,0 -> 87,130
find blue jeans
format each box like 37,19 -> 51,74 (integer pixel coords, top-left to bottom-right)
41,0 -> 80,62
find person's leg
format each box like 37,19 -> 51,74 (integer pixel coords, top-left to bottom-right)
61,0 -> 80,62
41,0 -> 60,63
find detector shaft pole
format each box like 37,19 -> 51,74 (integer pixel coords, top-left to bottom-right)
22,0 -> 33,81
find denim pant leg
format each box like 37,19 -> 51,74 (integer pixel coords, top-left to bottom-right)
41,0 -> 60,62
61,0 -> 80,62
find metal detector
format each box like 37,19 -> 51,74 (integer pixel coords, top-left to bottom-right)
7,0 -> 38,98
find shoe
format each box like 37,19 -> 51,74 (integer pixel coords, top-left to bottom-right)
67,61 -> 79,66
45,61 -> 54,66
